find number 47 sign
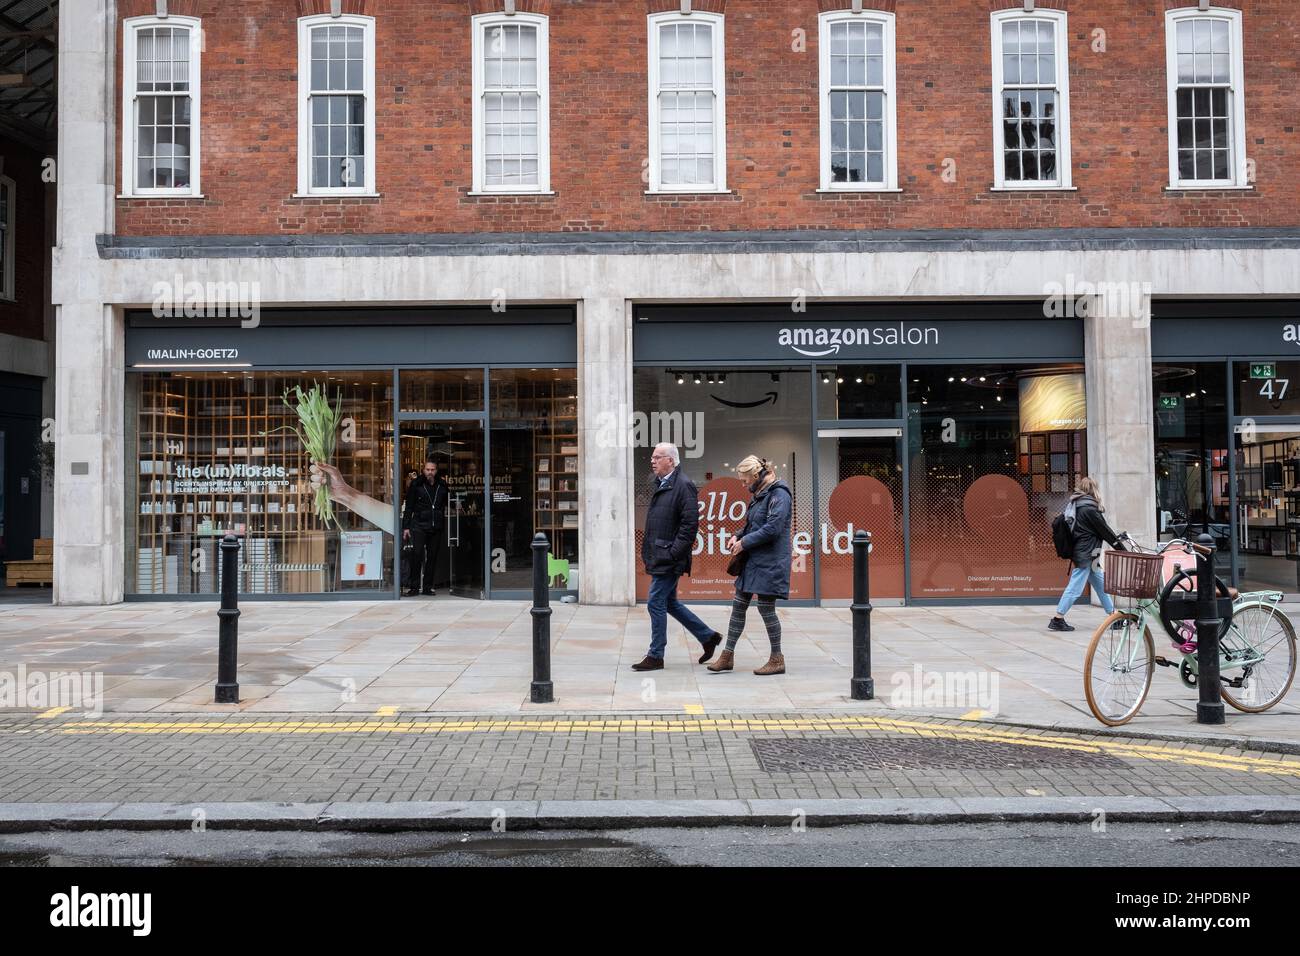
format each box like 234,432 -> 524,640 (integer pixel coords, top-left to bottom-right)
1259,374 -> 1289,403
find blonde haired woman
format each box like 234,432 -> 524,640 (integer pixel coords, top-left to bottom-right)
710,455 -> 793,675
1051,476 -> 1123,631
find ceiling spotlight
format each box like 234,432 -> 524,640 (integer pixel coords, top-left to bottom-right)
676,374 -> 685,385
855,377 -> 863,384
948,377 -> 955,383
837,377 -> 844,384
718,373 -> 727,384
693,374 -> 702,385
960,377 -> 968,383
821,375 -> 831,384
771,373 -> 781,383
979,376 -> 986,382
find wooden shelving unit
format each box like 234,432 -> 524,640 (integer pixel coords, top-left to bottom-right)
529,390 -> 579,562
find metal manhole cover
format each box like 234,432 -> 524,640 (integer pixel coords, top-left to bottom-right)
750,736 -> 1127,773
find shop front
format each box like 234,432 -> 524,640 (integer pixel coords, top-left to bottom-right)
633,303 -> 1087,604
124,308 -> 579,600
1153,300 -> 1300,596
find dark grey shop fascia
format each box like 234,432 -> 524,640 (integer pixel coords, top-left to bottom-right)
634,302 -> 1083,364
1151,300 -> 1300,359
125,306 -> 577,369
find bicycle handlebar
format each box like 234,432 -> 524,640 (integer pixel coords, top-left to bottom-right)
1112,532 -> 1213,557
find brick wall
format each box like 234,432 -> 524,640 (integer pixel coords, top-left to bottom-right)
0,135 -> 49,341
113,0 -> 1299,236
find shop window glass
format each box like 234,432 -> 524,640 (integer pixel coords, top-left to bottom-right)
489,368 -> 579,592
816,365 -> 902,419
127,371 -> 394,595
1233,360 -> 1300,418
1234,426 -> 1300,593
1153,362 -> 1229,564
633,367 -> 814,600
907,364 -> 1086,598
399,369 -> 484,413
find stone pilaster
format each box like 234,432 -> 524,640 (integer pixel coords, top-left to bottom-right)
577,296 -> 635,605
1084,290 -> 1158,557
52,0 -> 122,604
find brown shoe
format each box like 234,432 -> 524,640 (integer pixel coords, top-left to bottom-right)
707,650 -> 734,673
631,655 -> 664,672
753,654 -> 785,676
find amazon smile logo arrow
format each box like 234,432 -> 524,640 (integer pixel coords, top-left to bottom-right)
712,392 -> 778,408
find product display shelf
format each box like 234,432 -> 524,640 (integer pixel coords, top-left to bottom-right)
529,387 -> 579,561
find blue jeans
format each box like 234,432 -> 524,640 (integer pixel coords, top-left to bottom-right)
647,574 -> 715,659
1056,564 -> 1115,616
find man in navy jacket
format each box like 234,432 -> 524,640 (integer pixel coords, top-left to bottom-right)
634,443 -> 722,671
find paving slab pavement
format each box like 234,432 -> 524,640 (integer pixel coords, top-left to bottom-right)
1,598 -> 1297,744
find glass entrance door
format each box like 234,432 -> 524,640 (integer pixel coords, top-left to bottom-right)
815,428 -> 905,600
398,418 -> 486,598
1233,423 -> 1300,594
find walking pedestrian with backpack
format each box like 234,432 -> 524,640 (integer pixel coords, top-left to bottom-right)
1049,476 -> 1124,631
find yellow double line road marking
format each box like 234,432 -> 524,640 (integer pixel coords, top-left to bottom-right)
24,712 -> 1300,779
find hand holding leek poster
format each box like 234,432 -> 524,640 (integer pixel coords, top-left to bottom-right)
264,382 -> 395,535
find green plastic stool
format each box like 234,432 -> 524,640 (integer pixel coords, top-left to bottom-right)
547,553 -> 570,587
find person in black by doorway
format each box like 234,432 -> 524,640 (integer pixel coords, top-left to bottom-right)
403,459 -> 449,596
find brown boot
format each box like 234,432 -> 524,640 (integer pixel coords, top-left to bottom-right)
753,653 -> 785,676
707,650 -> 734,673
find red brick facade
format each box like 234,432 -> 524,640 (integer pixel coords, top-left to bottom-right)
0,135 -> 50,342
113,0 -> 1298,236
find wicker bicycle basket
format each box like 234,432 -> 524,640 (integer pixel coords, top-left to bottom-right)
1105,551 -> 1165,600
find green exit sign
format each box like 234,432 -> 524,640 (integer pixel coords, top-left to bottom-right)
1251,363 -> 1277,379
1159,393 -> 1181,409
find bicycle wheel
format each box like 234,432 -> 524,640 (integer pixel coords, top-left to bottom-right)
1220,603 -> 1297,713
1157,569 -> 1233,644
1084,612 -> 1155,726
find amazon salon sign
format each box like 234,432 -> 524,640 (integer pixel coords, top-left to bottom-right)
778,323 -> 940,357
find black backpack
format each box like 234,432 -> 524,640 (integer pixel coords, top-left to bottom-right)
1051,500 -> 1078,560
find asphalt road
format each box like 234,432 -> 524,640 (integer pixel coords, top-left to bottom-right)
1,822 -> 1297,867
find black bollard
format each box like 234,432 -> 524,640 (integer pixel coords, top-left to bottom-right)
1194,533 -> 1225,725
530,533 -> 554,703
215,533 -> 241,704
850,529 -> 874,700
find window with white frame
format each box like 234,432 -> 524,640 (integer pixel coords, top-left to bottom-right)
122,16 -> 201,196
472,13 -> 550,193
991,9 -> 1071,189
298,15 -> 376,195
0,176 -> 13,301
647,11 -> 726,192
819,11 -> 897,190
1165,7 -> 1247,188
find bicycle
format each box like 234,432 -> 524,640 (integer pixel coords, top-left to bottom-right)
1082,533 -> 1297,726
